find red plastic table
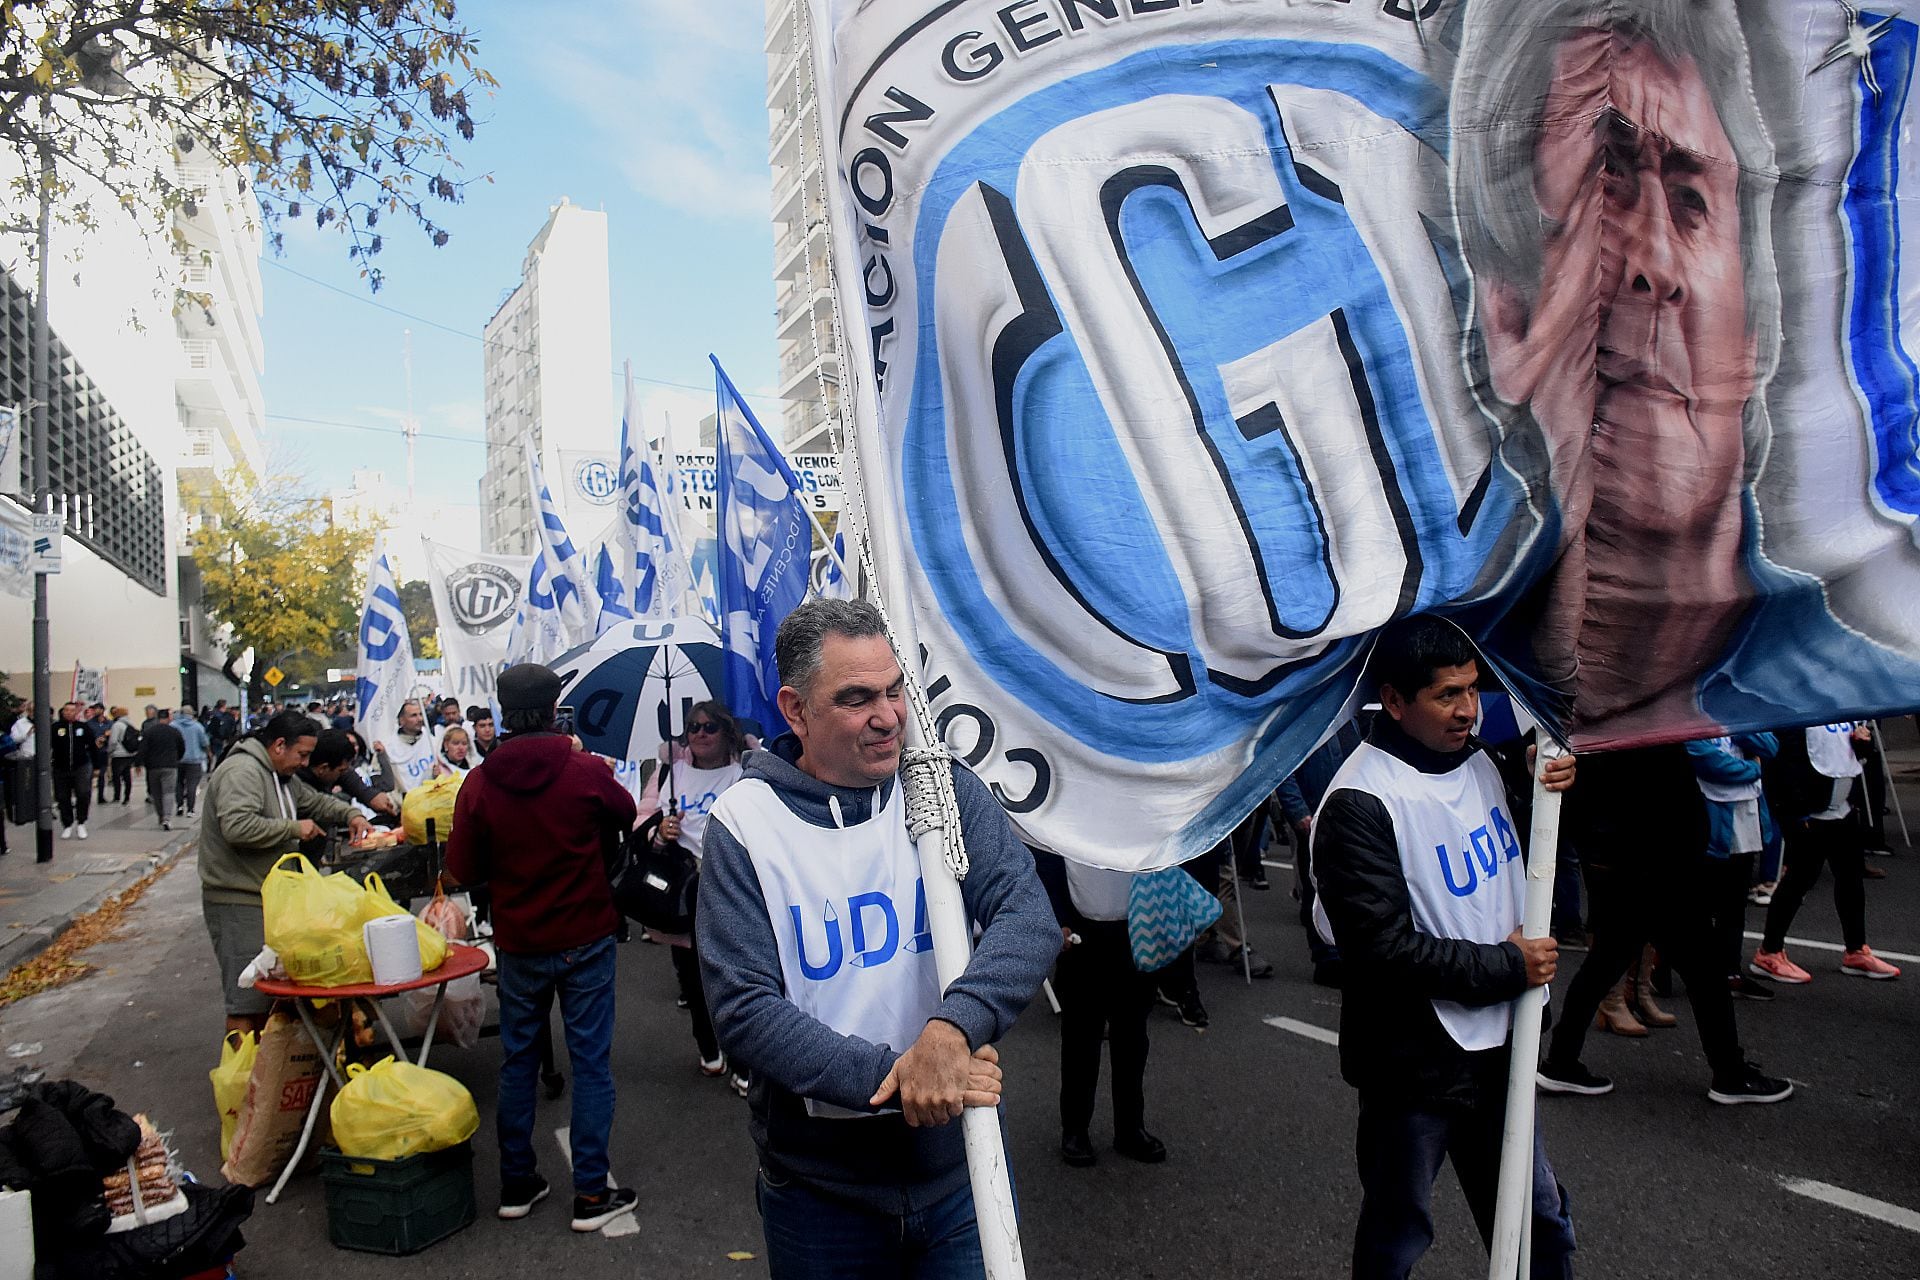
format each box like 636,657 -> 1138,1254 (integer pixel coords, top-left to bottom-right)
252,942 -> 489,1204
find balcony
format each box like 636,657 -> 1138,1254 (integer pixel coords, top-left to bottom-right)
178,253 -> 267,402
766,44 -> 802,107
766,0 -> 797,52
777,344 -> 837,399
178,339 -> 265,474
775,282 -> 835,341
774,224 -> 827,283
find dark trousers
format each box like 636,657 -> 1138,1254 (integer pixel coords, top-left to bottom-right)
670,941 -> 719,1063
1353,1091 -> 1575,1280
1547,859 -> 1744,1081
1056,917 -> 1154,1138
1705,852 -> 1756,978
53,764 -> 91,827
92,758 -> 108,801
176,762 -> 204,813
110,757 -> 134,803
1762,818 -> 1867,952
757,1168 -> 981,1280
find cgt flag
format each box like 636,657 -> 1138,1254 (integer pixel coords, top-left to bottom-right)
354,535 -> 416,751
808,0 -> 1920,870
714,356 -> 811,738
505,437 -> 602,666
423,539 -> 532,705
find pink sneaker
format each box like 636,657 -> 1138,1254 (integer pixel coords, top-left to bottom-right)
1750,948 -> 1811,984
1841,947 -> 1902,980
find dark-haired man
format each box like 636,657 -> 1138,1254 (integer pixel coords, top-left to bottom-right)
199,710 -> 370,1034
446,663 -> 639,1233
1310,615 -> 1575,1280
699,598 -> 1058,1277
468,706 -> 497,760
298,729 -> 399,820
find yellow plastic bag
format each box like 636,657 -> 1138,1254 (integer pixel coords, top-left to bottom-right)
361,872 -> 449,973
328,1056 -> 478,1161
262,853 -> 377,987
401,772 -> 463,846
209,1030 -> 259,1162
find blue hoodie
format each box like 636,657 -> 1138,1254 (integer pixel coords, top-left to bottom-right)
697,736 -> 1058,1214
1684,733 -> 1779,858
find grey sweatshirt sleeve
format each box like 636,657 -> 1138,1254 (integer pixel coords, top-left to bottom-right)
936,765 -> 1058,1049
697,814 -> 899,1112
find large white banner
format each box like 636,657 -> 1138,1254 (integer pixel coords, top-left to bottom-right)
422,539 -> 532,706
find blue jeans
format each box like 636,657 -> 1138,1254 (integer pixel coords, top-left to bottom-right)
1353,1092 -> 1574,1280
757,1169 -> 983,1280
496,934 -> 617,1196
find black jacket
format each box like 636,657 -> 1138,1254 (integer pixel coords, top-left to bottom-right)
1762,725 -> 1857,826
49,720 -> 91,771
1311,718 -> 1530,1104
138,722 -> 185,769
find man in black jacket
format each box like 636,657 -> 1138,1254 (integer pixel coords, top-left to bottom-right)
1311,616 -> 1572,1280
50,703 -> 94,840
139,709 -> 185,831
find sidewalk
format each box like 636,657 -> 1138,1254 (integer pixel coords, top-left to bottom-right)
0,795 -> 197,978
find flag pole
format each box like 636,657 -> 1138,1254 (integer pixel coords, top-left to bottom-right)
1487,739 -> 1565,1280
798,3 -> 1024,1274
1871,721 -> 1909,846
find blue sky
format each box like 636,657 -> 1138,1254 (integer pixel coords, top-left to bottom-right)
258,1 -> 779,519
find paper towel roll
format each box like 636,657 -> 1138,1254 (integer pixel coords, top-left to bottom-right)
363,914 -> 423,986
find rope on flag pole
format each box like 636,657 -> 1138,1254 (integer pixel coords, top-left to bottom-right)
795,1 -> 1024,1273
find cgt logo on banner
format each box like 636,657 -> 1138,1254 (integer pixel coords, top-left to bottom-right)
423,540 -> 533,703
811,0 -> 1920,870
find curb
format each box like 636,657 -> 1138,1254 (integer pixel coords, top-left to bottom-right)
0,829 -> 199,981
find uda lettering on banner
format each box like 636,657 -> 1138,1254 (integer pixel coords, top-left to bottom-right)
807,0 -> 1920,870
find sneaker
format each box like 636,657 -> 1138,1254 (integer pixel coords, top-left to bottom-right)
1154,989 -> 1181,1011
1177,993 -> 1209,1029
1750,948 -> 1811,984
160,821 -> 170,831
1537,1061 -> 1615,1096
1747,885 -> 1774,906
60,825 -> 72,839
1708,1062 -> 1794,1105
1728,975 -> 1776,1002
729,1072 -> 749,1097
1224,946 -> 1275,979
75,823 -> 87,839
570,1185 -> 638,1232
698,1051 -> 728,1077
1841,946 -> 1902,980
1061,1132 -> 1097,1167
1863,864 -> 1887,880
497,1173 -> 550,1220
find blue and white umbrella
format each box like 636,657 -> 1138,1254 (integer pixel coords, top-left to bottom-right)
553,616 -> 727,763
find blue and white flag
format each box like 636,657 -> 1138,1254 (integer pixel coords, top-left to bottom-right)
714,356 -> 811,737
354,534 -> 416,749
816,530 -> 853,600
808,0 -> 1920,869
505,437 -> 601,667
611,364 -> 701,627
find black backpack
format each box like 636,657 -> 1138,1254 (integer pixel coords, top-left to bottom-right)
611,812 -> 700,935
120,722 -> 142,755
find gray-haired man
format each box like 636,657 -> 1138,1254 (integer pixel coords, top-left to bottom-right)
698,598 -> 1059,1278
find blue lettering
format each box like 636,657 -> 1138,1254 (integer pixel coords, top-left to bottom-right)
1436,842 -> 1477,897
1469,824 -> 1499,879
789,901 -> 843,980
847,891 -> 900,969
1491,805 -> 1521,863
906,879 -> 933,954
359,581 -> 404,661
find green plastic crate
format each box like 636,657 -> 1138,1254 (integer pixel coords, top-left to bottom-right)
319,1141 -> 476,1255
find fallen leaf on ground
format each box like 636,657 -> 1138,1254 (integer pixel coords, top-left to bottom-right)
0,862 -> 175,1009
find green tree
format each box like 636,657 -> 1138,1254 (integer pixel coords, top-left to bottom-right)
190,467 -> 373,696
397,576 -> 438,659
1,0 -> 494,288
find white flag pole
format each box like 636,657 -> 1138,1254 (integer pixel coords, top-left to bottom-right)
799,2 -> 1024,1274
1487,739 -> 1565,1280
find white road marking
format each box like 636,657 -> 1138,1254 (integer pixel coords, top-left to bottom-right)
1263,1015 -> 1339,1046
556,1125 -> 638,1238
1781,1178 -> 1920,1234
1260,858 -> 1295,871
1741,932 -> 1920,965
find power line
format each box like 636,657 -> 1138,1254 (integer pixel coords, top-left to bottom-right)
261,258 -> 808,407
266,411 -> 482,445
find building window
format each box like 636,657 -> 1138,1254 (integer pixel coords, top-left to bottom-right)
0,270 -> 169,594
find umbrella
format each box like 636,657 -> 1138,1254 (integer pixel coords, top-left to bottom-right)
553,616 -> 726,763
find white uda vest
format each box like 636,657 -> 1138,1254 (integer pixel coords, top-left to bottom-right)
714,776 -> 939,1111
1313,742 -> 1538,1052
386,733 -> 437,795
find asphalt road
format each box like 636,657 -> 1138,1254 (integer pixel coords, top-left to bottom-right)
3,829 -> 1917,1279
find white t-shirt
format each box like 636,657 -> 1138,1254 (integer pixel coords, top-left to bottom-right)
664,760 -> 744,857
1064,861 -> 1134,922
1807,723 -> 1863,821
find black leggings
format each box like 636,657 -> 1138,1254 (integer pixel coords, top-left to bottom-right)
1705,853 -> 1756,979
1057,917 -> 1154,1137
1546,859 -> 1742,1080
671,942 -> 719,1063
1762,819 -> 1866,952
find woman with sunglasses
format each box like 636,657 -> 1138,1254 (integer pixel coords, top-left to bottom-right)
652,700 -> 748,1086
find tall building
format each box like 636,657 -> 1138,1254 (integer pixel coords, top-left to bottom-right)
174,154 -> 267,709
0,130 -> 260,712
479,199 -> 614,556
765,0 -> 840,456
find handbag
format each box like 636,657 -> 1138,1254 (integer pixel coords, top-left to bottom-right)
1127,867 -> 1223,972
612,812 -> 701,935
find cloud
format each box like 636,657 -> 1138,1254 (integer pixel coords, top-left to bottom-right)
522,7 -> 771,222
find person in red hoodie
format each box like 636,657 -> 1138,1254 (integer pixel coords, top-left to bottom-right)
446,663 -> 639,1234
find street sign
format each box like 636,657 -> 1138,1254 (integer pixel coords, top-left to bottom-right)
29,514 -> 60,574
263,666 -> 285,687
